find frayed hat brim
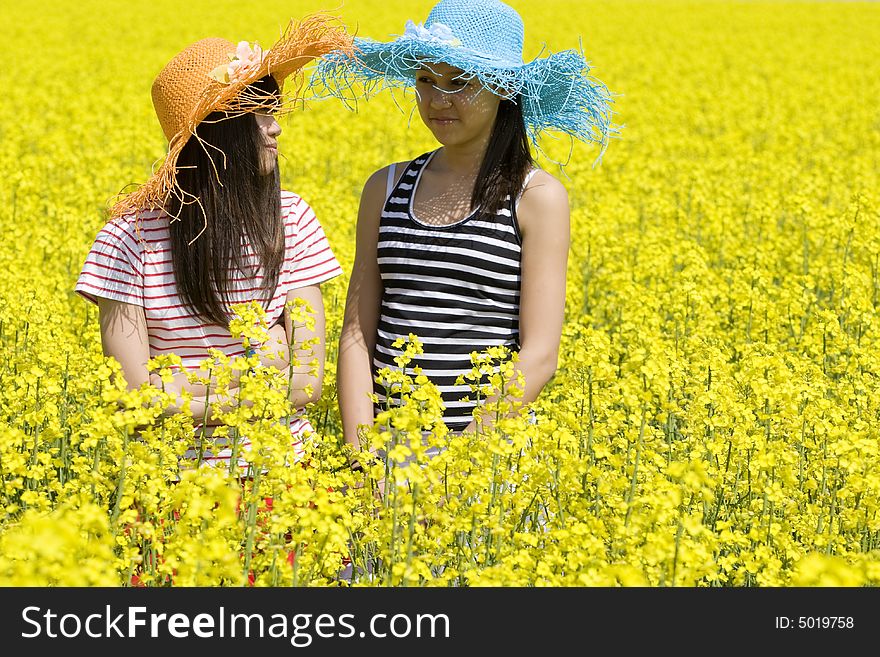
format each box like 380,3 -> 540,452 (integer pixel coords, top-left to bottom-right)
109,14 -> 353,220
311,35 -> 618,152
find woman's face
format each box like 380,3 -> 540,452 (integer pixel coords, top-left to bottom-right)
254,112 -> 281,175
415,62 -> 501,149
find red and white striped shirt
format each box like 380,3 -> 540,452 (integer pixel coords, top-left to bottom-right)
76,190 -> 343,469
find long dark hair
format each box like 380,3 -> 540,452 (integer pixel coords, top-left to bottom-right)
168,76 -> 282,326
471,96 -> 533,215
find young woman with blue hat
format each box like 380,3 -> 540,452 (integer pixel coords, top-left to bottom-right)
320,0 -> 616,459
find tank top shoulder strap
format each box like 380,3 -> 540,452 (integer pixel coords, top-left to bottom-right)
384,152 -> 435,203
380,152 -> 435,219
385,163 -> 397,201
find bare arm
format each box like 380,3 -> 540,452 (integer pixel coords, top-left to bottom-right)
281,283 -> 326,409
337,163 -> 408,449
96,297 -> 297,422
96,297 -> 227,423
467,170 -> 570,430
97,297 -> 152,390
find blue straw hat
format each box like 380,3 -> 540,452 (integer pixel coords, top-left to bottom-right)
312,0 -> 618,156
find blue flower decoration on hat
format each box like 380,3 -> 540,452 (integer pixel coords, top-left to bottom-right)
312,0 -> 619,156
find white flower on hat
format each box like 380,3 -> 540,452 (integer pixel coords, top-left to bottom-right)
402,20 -> 462,47
208,41 -> 268,84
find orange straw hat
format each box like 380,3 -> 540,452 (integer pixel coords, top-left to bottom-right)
110,13 -> 353,218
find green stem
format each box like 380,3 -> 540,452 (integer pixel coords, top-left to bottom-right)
109,429 -> 130,529
241,469 -> 263,584
624,407 -> 647,528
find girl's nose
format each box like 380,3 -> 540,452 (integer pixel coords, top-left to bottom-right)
429,86 -> 453,108
268,118 -> 282,137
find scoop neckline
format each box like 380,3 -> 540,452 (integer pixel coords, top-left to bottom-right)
408,150 -> 481,230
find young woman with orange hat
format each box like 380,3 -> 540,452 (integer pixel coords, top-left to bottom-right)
76,17 -> 352,470
316,0 -> 617,462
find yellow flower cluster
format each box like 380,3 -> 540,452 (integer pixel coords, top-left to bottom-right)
0,0 -> 878,587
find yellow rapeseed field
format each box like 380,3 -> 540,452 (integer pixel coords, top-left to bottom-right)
1,0 -> 878,586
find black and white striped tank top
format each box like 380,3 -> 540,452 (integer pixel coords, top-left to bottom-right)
373,150 -> 531,432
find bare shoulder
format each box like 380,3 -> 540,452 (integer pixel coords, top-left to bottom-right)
356,160 -> 412,244
517,169 -> 570,235
361,166 -> 388,199
522,169 -> 569,203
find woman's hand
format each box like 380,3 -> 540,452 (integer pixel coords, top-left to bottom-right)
148,321 -> 290,396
